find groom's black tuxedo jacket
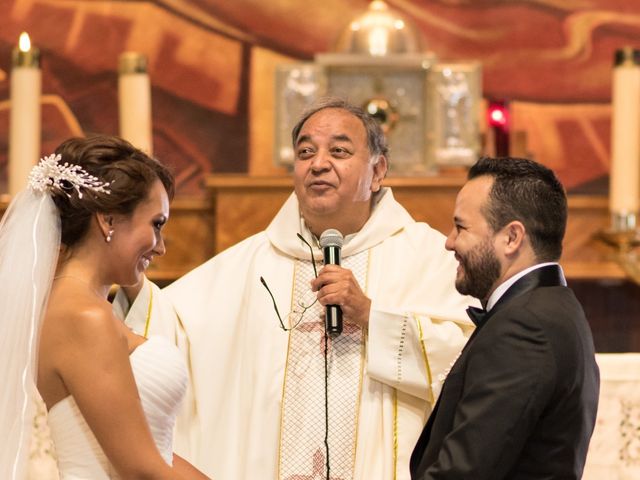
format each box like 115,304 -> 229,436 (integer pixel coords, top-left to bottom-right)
410,265 -> 600,480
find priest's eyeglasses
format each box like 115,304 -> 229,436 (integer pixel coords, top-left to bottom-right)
260,233 -> 318,331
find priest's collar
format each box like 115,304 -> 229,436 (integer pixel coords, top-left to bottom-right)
297,188 -> 384,255
266,187 -> 415,260
298,219 -> 358,252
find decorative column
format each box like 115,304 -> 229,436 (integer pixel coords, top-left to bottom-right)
610,47 -> 640,231
118,52 -> 153,154
8,32 -> 41,196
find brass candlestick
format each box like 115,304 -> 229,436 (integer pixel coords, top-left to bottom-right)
599,212 -> 640,284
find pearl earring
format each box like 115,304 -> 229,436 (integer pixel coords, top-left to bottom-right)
105,229 -> 114,243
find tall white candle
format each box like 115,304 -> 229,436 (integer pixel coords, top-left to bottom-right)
118,52 -> 153,155
610,47 -> 640,228
8,32 -> 41,196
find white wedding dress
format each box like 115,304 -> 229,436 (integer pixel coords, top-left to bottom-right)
46,336 -> 188,479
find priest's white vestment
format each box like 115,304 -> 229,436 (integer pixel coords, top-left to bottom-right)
117,187 -> 474,480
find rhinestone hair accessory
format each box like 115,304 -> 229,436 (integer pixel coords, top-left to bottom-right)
28,153 -> 111,198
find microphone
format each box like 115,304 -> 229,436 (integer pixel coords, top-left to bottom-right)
319,229 -> 344,337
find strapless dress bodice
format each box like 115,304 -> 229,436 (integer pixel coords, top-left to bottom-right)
47,335 -> 188,479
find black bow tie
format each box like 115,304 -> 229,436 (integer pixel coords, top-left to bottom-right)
466,306 -> 487,326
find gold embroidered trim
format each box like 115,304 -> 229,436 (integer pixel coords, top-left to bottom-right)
350,247 -> 371,476
175,310 -> 198,417
277,261 -> 297,479
415,314 -> 435,404
393,387 -> 398,480
143,282 -> 153,338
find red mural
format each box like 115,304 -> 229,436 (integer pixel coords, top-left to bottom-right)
1,0 -> 639,194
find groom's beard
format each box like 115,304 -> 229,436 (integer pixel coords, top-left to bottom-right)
454,237 -> 501,302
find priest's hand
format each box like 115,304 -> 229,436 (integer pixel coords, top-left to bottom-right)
311,264 -> 371,328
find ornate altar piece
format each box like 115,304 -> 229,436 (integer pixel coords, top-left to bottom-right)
274,0 -> 482,174
427,63 -> 482,169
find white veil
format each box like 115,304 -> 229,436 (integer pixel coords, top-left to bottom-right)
0,189 -> 60,478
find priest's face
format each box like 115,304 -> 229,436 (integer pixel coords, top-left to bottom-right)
293,108 -> 387,236
445,176 -> 503,301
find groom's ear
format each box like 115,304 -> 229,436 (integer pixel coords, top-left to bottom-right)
502,220 -> 526,256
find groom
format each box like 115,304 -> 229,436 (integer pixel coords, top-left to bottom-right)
410,157 -> 600,479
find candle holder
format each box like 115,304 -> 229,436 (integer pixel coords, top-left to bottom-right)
118,51 -> 147,74
12,46 -> 40,68
598,212 -> 640,284
12,31 -> 40,68
599,212 -> 640,250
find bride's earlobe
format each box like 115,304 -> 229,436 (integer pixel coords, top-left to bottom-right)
97,214 -> 114,243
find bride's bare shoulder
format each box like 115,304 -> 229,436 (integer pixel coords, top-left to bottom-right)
44,284 -> 124,347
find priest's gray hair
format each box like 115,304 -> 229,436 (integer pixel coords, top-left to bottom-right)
291,96 -> 389,165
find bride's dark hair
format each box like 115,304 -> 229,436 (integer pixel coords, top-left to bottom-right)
51,135 -> 175,248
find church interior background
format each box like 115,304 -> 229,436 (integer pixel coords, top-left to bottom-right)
2,0 -> 640,345
2,1 -> 640,477
1,0 -> 639,347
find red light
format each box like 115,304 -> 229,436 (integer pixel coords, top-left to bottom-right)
487,100 -> 510,156
488,104 -> 508,128
490,109 -> 505,125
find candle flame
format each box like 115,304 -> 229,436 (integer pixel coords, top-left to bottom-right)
18,32 -> 31,52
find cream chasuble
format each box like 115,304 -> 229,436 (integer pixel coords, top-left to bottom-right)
117,187 -> 476,480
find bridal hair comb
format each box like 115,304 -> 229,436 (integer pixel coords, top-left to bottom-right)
28,154 -> 111,198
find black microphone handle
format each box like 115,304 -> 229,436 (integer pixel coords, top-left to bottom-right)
323,245 -> 343,337
326,305 -> 342,337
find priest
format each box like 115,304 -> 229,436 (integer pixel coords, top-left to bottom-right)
116,97 -> 475,480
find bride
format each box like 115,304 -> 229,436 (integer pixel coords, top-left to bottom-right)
0,135 -> 208,479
